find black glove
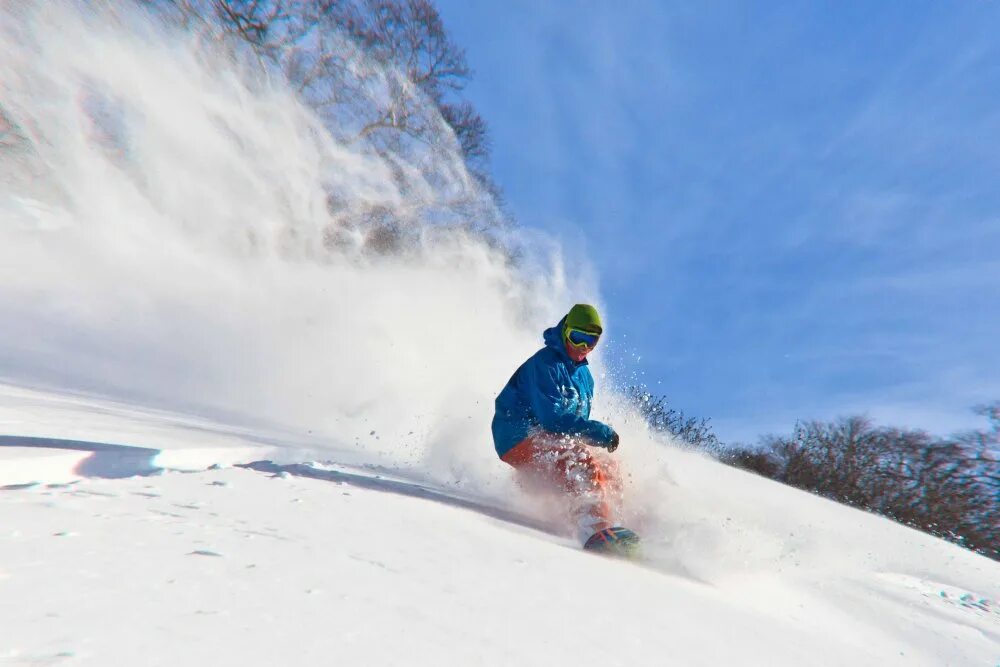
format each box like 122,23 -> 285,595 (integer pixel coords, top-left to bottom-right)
606,430 -> 620,453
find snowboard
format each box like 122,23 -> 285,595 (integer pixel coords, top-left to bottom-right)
583,526 -> 641,558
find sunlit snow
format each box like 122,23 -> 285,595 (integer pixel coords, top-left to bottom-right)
1,3 -> 997,666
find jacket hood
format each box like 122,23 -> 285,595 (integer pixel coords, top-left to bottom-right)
543,317 -> 587,366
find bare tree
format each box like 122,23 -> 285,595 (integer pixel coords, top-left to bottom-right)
142,0 -> 504,250
627,388 -> 721,451
754,413 -> 998,560
156,1 -> 491,167
721,446 -> 783,478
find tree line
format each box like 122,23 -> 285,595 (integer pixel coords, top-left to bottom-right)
630,389 -> 1000,561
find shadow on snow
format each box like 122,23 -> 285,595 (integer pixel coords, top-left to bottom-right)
237,459 -> 557,537
0,436 -> 554,540
0,435 -> 162,490
0,435 -> 161,488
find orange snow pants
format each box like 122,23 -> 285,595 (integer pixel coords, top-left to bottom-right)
501,431 -> 623,540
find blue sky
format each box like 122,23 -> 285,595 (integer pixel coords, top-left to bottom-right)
435,1 -> 1000,443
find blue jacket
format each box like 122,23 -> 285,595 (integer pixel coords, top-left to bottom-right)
491,317 -> 616,458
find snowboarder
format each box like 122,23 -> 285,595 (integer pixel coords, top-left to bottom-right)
492,304 -> 639,555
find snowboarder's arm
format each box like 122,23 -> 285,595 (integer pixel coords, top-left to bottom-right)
527,363 -> 616,446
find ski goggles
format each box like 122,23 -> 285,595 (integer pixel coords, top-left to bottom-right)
566,327 -> 601,349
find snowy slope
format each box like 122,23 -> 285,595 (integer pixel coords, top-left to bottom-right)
2,387 -> 998,667
1,4 -> 998,665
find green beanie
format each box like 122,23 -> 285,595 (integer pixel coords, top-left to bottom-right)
564,303 -> 603,335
